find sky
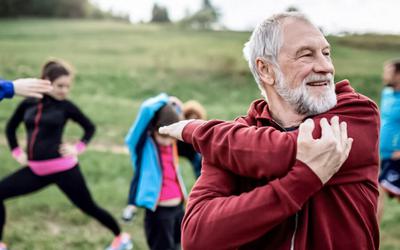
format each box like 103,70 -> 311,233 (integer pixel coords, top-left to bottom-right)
90,0 -> 400,35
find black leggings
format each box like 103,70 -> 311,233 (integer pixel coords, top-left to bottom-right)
0,165 -> 120,240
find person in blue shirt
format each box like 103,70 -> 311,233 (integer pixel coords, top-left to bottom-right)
378,59 -> 400,221
0,78 -> 52,101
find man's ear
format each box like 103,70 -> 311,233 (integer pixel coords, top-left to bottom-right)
256,58 -> 275,86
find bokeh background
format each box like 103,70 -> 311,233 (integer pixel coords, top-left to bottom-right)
1,0 -> 400,249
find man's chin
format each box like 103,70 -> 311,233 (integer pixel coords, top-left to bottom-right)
306,97 -> 337,115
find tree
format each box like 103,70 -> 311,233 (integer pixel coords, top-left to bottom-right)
150,3 -> 170,23
0,0 -> 126,20
286,6 -> 300,12
180,0 -> 219,29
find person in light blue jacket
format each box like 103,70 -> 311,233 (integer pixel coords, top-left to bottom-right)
124,93 -> 187,250
378,59 -> 400,221
0,78 -> 51,101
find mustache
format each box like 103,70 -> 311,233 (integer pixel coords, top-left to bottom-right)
304,73 -> 333,83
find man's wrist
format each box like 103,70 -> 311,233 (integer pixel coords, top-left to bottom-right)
182,120 -> 206,144
278,160 -> 323,208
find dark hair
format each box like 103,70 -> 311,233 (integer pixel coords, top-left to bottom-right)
393,60 -> 400,74
41,59 -> 73,82
151,103 -> 181,132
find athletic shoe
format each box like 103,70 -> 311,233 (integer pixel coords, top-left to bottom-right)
0,242 -> 7,250
106,232 -> 133,250
122,205 -> 137,222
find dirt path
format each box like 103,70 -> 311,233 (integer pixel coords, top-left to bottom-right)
0,137 -> 129,155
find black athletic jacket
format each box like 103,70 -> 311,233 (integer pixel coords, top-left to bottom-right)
5,95 -> 95,160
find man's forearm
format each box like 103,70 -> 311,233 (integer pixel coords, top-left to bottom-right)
182,161 -> 322,250
182,119 -> 297,179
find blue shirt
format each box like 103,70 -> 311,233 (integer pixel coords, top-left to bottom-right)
380,87 -> 400,159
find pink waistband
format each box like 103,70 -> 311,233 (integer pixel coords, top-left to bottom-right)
28,156 -> 78,176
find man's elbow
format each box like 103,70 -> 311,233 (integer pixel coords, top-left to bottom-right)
181,217 -> 211,250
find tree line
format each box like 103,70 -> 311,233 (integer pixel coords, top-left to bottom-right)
0,0 -> 127,20
0,0 -> 219,29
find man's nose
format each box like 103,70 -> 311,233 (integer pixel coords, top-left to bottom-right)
314,54 -> 334,74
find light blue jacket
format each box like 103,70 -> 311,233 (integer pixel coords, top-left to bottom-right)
125,93 -> 186,211
380,87 -> 400,159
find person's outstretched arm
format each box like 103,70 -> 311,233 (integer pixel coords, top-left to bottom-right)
0,78 -> 51,101
160,90 -> 378,181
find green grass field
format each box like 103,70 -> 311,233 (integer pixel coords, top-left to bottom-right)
0,19 -> 400,249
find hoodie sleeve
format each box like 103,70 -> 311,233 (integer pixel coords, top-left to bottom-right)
182,90 -> 380,184
183,119 -> 297,179
182,159 -> 323,250
0,79 -> 15,101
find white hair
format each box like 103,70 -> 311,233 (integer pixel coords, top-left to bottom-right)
243,12 -> 314,97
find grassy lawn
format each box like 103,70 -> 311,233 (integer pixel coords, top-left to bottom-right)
0,19 -> 399,249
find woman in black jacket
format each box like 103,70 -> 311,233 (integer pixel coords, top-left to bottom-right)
0,59 -> 132,250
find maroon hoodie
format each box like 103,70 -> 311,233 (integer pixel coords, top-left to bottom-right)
181,80 -> 380,250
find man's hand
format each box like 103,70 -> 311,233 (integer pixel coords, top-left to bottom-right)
158,119 -> 194,141
13,78 -> 52,98
296,116 -> 353,184
59,143 -> 78,157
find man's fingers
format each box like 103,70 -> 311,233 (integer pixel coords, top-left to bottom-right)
330,116 -> 340,139
158,126 -> 171,136
340,121 -> 348,146
320,118 -> 334,139
298,119 -> 315,141
159,124 -> 183,140
159,120 -> 193,141
343,138 -> 353,160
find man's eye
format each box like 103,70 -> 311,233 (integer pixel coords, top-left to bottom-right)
301,54 -> 312,57
323,51 -> 330,56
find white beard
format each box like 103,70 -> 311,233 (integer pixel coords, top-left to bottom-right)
275,71 -> 337,116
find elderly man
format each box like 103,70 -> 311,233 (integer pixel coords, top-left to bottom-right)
160,12 -> 379,249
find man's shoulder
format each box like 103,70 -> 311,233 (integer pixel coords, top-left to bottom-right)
333,79 -> 379,117
234,99 -> 270,126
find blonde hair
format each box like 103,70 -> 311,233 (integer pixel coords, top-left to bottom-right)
183,100 -> 207,120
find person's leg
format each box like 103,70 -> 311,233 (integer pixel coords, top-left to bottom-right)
54,165 -> 121,236
173,205 -> 184,250
378,159 -> 400,221
144,207 -> 178,250
0,167 -> 51,240
191,153 -> 202,178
